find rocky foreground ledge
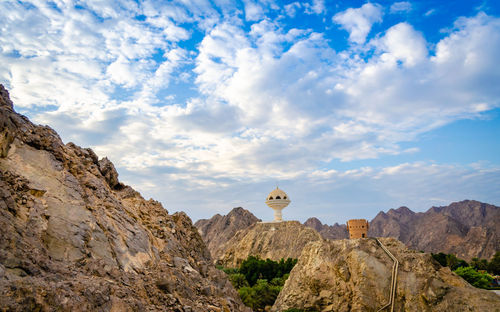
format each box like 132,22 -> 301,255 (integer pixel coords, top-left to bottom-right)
273,238 -> 500,312
0,85 -> 250,311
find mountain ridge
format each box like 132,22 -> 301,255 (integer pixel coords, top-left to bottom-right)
198,199 -> 499,261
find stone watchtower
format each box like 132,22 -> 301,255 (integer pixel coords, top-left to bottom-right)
347,219 -> 369,238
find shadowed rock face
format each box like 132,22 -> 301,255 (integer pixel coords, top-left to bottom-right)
272,238 -> 500,312
304,217 -> 348,240
369,200 -> 500,261
0,85 -> 250,312
195,207 -> 260,262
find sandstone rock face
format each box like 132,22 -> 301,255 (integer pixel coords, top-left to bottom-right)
369,200 -> 500,260
304,217 -> 348,240
0,85 -> 249,312
195,207 -> 260,262
272,238 -> 500,312
218,221 -> 323,267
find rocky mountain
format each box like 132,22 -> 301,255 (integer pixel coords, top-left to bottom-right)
195,207 -> 260,261
272,238 -> 500,311
304,217 -> 348,240
216,221 -> 323,267
302,201 -> 499,261
0,85 -> 249,311
369,200 -> 499,260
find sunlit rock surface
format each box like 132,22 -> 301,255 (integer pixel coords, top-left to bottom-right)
272,238 -> 500,311
0,84 -> 250,312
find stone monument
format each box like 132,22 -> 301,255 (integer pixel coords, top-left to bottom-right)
265,187 -> 290,222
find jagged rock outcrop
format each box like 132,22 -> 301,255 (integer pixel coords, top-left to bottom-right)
217,221 -> 323,267
272,238 -> 500,312
0,85 -> 250,311
195,207 -> 260,261
369,200 -> 500,260
304,217 -> 348,240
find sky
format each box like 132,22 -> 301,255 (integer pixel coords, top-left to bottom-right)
1,0 -> 499,225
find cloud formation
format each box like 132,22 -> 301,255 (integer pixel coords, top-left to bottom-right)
333,3 -> 383,44
1,1 -> 499,221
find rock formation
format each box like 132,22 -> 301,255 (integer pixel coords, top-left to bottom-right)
304,217 -> 348,240
369,200 -> 500,260
0,85 -> 250,311
272,238 -> 500,311
195,207 -> 260,261
217,221 -> 323,267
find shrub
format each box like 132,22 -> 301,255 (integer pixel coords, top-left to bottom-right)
454,266 -> 493,289
238,279 -> 282,312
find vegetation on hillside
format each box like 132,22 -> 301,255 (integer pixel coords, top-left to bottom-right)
431,251 -> 500,289
218,256 -> 298,311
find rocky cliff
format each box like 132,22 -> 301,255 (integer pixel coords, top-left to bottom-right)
0,85 -> 249,311
369,200 -> 499,260
217,221 -> 323,267
195,207 -> 260,261
272,238 -> 500,312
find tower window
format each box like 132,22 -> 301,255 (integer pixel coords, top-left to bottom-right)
284,196 -> 287,199
276,196 -> 281,199
269,196 -> 273,200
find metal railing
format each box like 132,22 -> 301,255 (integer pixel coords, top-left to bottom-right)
375,238 -> 399,312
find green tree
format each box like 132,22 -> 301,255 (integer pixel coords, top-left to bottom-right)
220,256 -> 298,310
432,252 -> 447,267
487,251 -> 500,275
238,279 -> 281,312
455,266 -> 493,289
229,273 -> 249,289
470,257 -> 488,271
446,253 -> 468,270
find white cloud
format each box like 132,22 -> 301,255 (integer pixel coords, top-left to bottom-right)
243,0 -> 264,21
390,1 -> 412,14
304,0 -> 326,15
374,22 -> 427,66
1,2 -> 500,221
284,2 -> 301,17
333,3 -> 383,44
425,9 -> 436,17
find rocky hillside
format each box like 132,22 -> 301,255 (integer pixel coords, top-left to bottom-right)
272,238 -> 500,311
217,221 -> 322,267
195,207 -> 260,261
0,85 -> 249,311
304,217 -> 348,240
369,200 -> 499,260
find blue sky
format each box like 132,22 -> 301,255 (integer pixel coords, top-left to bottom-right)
1,0 -> 499,224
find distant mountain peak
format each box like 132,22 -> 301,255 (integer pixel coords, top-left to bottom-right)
194,207 -> 260,262
304,217 -> 323,232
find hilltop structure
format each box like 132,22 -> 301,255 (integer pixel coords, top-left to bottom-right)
347,219 -> 369,238
265,187 -> 290,222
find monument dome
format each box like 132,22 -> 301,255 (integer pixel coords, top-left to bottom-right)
265,187 -> 291,222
